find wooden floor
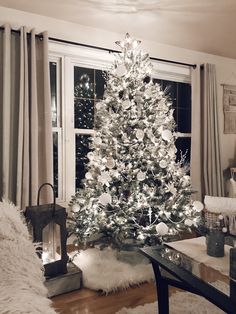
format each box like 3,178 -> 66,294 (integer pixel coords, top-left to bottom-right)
52,282 -> 157,314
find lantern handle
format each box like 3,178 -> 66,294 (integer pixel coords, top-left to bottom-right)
37,183 -> 56,216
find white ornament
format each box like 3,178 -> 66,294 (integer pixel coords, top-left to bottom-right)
94,137 -> 102,145
85,172 -> 93,180
122,100 -> 131,110
162,130 -> 172,141
87,152 -> 94,160
222,227 -> 227,233
99,193 -> 112,206
137,171 -> 146,181
136,129 -> 144,140
72,204 -> 80,213
184,219 -> 193,226
156,222 -> 169,236
192,201 -> 204,212
218,214 -> 224,220
96,102 -> 103,110
106,157 -> 115,169
182,175 -> 191,187
116,64 -> 126,77
159,160 -> 167,168
98,171 -> 111,184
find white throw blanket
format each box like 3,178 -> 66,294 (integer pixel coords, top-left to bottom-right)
0,200 -> 57,314
204,195 -> 236,235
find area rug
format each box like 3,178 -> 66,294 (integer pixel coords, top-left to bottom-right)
116,289 -> 225,314
70,247 -> 154,293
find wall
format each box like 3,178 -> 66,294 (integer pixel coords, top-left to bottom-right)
0,6 -> 236,182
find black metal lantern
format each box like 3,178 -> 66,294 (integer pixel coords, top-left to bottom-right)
25,183 -> 69,278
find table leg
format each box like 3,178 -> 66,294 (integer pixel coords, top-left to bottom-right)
156,279 -> 169,314
152,262 -> 169,314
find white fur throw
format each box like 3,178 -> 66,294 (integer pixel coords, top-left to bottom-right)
0,200 -> 57,314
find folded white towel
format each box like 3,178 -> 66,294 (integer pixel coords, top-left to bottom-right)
204,195 -> 236,214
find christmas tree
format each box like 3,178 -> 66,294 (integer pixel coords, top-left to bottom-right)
69,33 -> 203,249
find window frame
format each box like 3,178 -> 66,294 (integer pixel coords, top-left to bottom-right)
49,42 -> 192,205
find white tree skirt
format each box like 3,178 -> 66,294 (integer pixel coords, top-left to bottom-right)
70,247 -> 154,293
116,290 -> 225,314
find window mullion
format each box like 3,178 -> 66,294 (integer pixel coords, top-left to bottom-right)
64,56 -> 75,202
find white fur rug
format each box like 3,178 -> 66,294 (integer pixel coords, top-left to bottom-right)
0,200 -> 57,314
117,290 -> 225,314
71,247 -> 154,293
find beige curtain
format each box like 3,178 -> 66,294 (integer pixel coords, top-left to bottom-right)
0,24 -> 53,209
190,63 -> 224,200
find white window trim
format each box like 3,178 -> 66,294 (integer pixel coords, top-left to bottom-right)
49,41 -> 192,206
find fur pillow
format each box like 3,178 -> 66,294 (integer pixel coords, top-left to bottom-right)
0,200 -> 57,314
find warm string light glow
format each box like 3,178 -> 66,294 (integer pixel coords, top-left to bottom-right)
69,33 -> 203,249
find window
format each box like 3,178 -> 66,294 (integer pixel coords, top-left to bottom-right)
50,59 -> 62,198
153,78 -> 191,163
49,42 -> 192,204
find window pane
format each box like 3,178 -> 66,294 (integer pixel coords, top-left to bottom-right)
162,80 -> 177,107
53,132 -> 58,197
75,134 -> 92,190
177,109 -> 191,133
50,62 -> 57,127
177,83 -> 191,109
74,99 -> 94,129
74,67 -> 94,99
175,137 -> 191,164
95,70 -> 106,99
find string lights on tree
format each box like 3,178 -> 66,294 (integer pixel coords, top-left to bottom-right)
69,33 -> 203,249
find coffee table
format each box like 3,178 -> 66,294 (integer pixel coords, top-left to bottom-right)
140,237 -> 236,314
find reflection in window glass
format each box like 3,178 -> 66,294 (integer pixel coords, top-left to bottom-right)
175,137 -> 191,164
75,135 -> 92,190
50,62 -> 57,127
74,99 -> 94,129
74,67 -> 94,99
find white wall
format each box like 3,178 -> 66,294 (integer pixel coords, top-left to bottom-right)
0,6 -> 236,178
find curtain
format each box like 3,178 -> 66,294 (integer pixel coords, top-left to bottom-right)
190,63 -> 224,200
0,24 -> 53,209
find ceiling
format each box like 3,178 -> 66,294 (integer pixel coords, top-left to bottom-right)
0,0 -> 236,59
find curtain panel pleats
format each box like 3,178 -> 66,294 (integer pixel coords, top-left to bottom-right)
191,64 -> 224,200
0,25 -> 53,209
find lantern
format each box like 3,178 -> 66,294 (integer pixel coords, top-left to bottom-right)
25,183 -> 68,278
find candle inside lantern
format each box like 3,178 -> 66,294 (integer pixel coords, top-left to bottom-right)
42,222 -> 61,265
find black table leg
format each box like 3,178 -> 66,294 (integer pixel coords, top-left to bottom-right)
156,278 -> 169,314
152,262 -> 169,314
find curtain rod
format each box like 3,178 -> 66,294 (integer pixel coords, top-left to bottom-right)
49,37 -> 197,69
0,27 -> 196,68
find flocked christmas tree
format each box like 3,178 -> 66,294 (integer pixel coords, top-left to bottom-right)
69,33 -> 203,249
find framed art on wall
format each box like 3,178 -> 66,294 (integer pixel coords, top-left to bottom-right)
223,84 -> 236,133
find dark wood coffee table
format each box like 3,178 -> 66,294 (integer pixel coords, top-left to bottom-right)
140,241 -> 236,314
